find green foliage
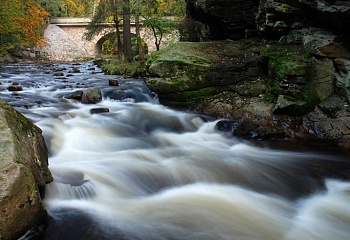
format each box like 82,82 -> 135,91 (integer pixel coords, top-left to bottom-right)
143,16 -> 177,51
143,17 -> 177,34
263,80 -> 280,102
131,35 -> 148,55
85,0 -> 116,41
137,0 -> 184,51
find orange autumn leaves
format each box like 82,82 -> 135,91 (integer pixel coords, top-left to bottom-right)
0,0 -> 49,53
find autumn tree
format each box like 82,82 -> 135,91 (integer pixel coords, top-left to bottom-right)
39,0 -> 95,17
0,0 -> 49,55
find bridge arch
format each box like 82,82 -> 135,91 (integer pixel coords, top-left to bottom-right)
95,32 -> 149,58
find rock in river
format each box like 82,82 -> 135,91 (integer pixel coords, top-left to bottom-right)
0,99 -> 53,240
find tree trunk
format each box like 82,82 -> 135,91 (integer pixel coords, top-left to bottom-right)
114,17 -> 123,60
112,0 -> 123,60
135,0 -> 145,63
122,0 -> 132,60
150,25 -> 161,51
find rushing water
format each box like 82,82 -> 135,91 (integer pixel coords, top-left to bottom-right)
1,62 -> 350,240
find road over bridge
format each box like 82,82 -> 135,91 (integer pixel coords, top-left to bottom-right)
42,18 -> 178,61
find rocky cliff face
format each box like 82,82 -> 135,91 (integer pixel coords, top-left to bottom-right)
0,100 -> 53,240
147,0 -> 350,150
185,0 -> 350,40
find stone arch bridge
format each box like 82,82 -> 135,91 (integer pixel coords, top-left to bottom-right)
42,18 -> 176,61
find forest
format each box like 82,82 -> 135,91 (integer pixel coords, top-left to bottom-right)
0,0 -> 185,58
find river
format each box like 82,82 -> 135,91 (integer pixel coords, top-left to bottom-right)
1,62 -> 350,240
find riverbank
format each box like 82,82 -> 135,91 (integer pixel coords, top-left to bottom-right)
2,45 -> 350,153
141,34 -> 350,151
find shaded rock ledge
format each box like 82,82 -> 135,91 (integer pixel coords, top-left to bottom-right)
145,33 -> 350,151
0,99 -> 53,240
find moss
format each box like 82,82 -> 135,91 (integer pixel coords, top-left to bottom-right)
190,57 -> 211,65
301,80 -> 320,111
0,100 -> 33,133
102,60 -> 146,77
147,70 -> 210,93
146,47 -> 212,93
274,3 -> 293,13
158,87 -> 223,109
260,45 -> 313,104
261,46 -> 311,79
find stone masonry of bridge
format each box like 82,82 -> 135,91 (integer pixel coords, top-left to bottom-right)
40,18 -> 179,61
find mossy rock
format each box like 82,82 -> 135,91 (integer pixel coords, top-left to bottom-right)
273,95 -> 308,116
101,60 -> 146,77
0,99 -> 52,239
146,42 -> 215,93
260,44 -> 318,110
158,87 -> 223,105
146,41 -> 260,94
261,45 -> 311,79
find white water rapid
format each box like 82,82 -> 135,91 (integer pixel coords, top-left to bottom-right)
1,63 -> 350,240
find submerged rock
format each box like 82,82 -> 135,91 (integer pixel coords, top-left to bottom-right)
90,108 -> 109,114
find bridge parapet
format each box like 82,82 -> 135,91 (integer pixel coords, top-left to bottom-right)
50,18 -> 92,26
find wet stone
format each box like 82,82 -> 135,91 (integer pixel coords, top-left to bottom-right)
8,83 -> 23,91
109,79 -> 119,86
68,67 -> 81,73
81,88 -> 102,104
64,91 -> 84,101
90,108 -> 109,114
53,71 -> 64,76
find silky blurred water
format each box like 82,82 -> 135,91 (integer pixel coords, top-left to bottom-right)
1,62 -> 350,240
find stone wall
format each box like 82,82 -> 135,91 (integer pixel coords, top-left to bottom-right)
41,24 -> 91,61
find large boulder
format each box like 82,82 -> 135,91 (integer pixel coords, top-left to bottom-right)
0,99 -> 53,240
146,40 -> 262,108
301,96 -> 350,150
